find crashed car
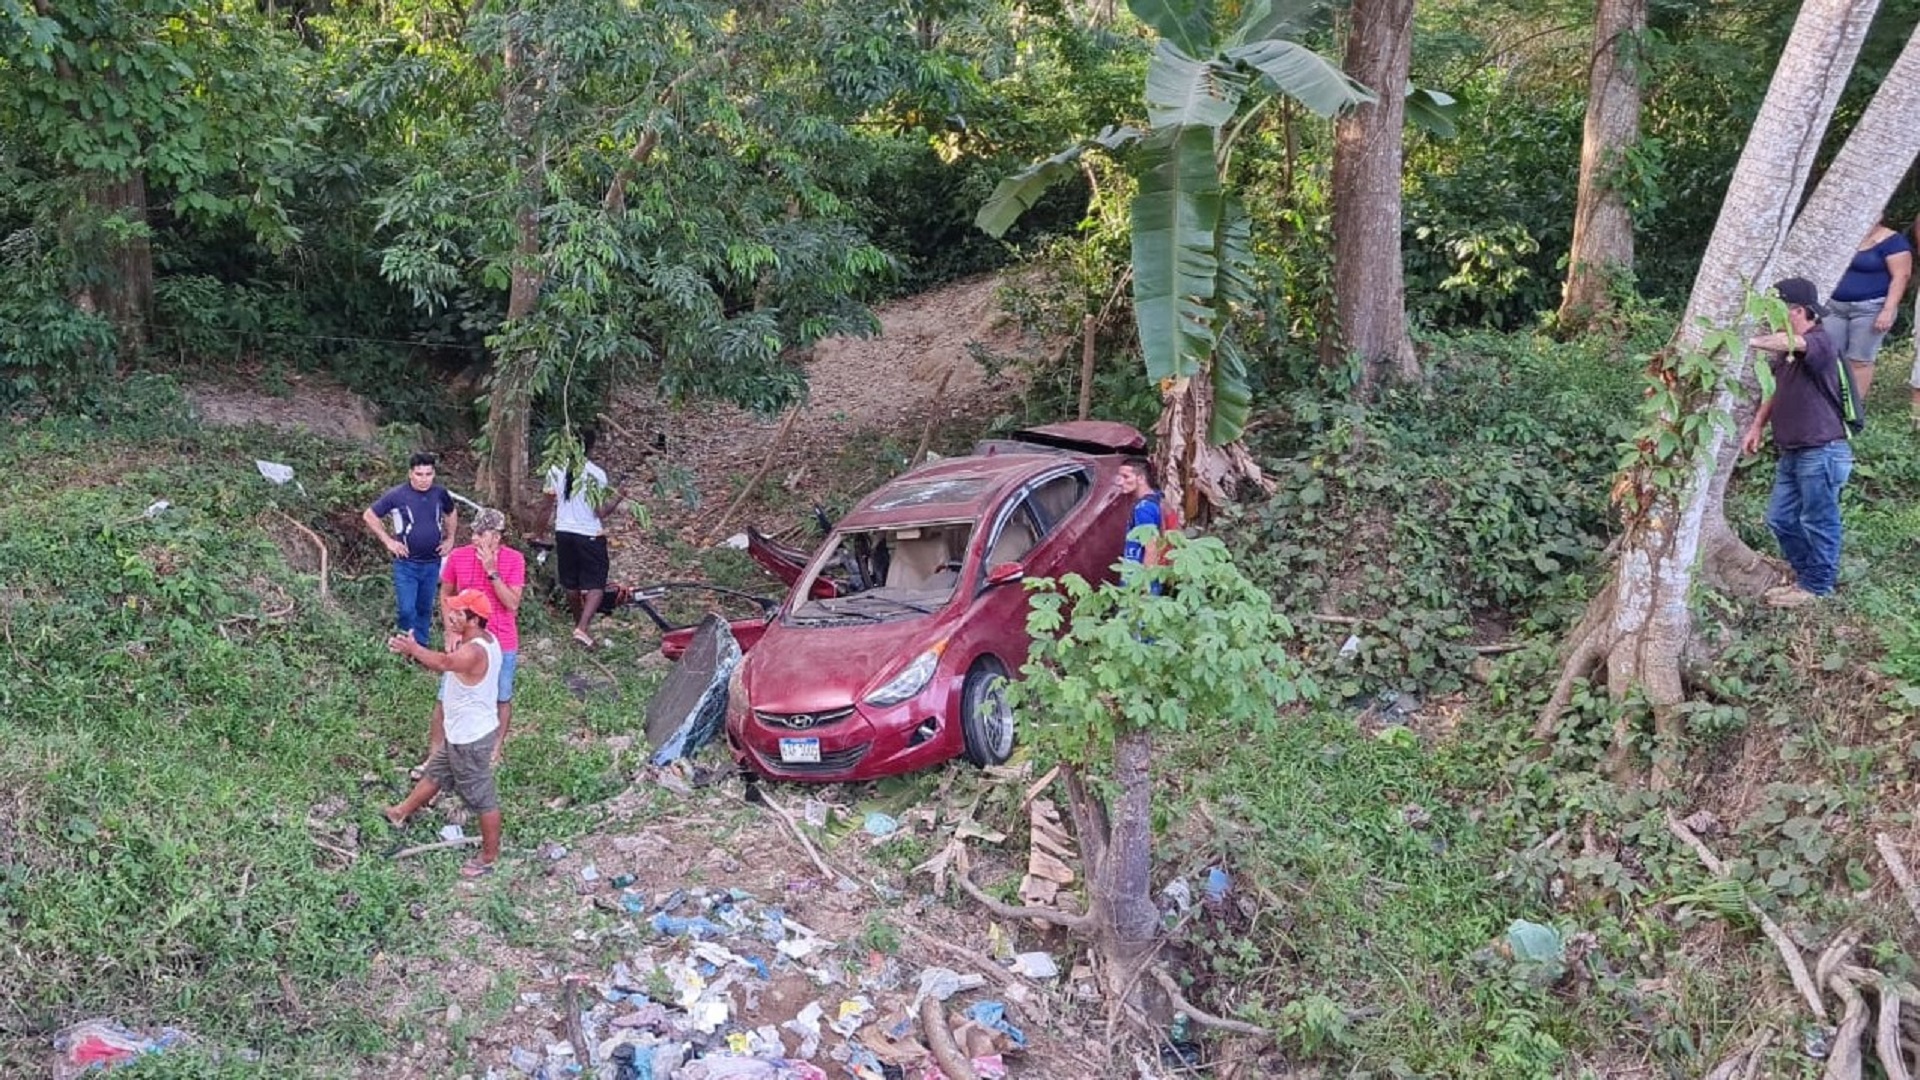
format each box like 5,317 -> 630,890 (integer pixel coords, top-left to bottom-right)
724,421 -> 1147,782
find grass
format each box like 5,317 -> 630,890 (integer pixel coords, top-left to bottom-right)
13,332 -> 1920,1078
0,387 -> 666,1074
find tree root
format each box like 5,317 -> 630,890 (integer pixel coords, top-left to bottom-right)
952,845 -> 1094,931
1533,578 -> 1615,741
1149,966 -> 1268,1038
919,997 -> 978,1080
1667,812 -> 1828,1022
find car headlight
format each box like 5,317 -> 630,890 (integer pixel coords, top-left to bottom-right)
865,643 -> 947,707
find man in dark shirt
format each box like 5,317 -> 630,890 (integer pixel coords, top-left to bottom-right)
1740,278 -> 1854,608
362,453 -> 458,645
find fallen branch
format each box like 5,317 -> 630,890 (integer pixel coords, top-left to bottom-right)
708,404 -> 801,544
308,834 -> 359,863
919,997 -> 978,1080
1667,811 -> 1827,1022
271,509 -> 331,602
741,787 -> 850,888
1149,966 -> 1269,1038
1876,834 -> 1920,939
562,976 -> 592,1067
1879,982 -> 1913,1080
390,836 -> 479,860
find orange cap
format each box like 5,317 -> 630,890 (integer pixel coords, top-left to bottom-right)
445,588 -> 492,620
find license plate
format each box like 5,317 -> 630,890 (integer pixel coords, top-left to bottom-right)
779,737 -> 821,764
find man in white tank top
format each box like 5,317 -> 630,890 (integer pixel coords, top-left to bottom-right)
383,589 -> 505,878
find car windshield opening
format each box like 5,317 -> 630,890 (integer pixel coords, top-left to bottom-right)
791,522 -> 975,623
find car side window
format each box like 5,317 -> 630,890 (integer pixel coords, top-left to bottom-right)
984,500 -> 1041,568
1027,469 -> 1089,533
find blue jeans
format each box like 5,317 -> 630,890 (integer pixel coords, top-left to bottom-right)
392,559 -> 440,646
1765,441 -> 1852,595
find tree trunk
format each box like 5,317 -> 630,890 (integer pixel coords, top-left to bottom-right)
1699,18 -> 1920,595
476,35 -> 544,525
1332,0 -> 1418,396
1095,725 -> 1159,1009
1556,0 -> 1646,334
1540,0 -> 1879,786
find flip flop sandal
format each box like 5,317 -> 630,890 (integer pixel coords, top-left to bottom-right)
571,630 -> 596,650
459,860 -> 496,879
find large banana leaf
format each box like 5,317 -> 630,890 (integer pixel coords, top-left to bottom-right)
1208,201 -> 1255,443
1125,0 -> 1217,58
1226,38 -> 1371,118
973,125 -> 1144,239
1227,0 -> 1332,46
1145,41 -> 1248,130
1131,124 -> 1222,383
1405,85 -> 1460,138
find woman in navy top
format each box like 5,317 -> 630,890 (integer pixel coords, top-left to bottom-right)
1828,221 -> 1910,406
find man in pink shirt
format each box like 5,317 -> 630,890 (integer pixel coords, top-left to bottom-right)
429,507 -> 525,766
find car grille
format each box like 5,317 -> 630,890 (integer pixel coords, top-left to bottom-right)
752,742 -> 872,774
754,706 -> 855,731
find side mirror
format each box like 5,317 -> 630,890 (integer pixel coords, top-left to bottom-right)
985,562 -> 1024,586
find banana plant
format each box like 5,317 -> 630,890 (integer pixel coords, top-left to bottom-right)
977,0 -> 1369,483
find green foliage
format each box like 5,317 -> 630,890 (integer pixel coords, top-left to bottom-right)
1011,535 -> 1320,759
1225,328 -> 1643,696
0,403 -> 663,1072
978,0 -> 1365,446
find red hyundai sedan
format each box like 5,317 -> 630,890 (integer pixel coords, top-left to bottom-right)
724,421 -> 1146,782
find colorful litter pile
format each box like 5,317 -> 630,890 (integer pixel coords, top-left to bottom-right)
506,882 -> 1028,1079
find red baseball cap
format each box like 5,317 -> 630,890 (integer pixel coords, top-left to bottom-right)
445,588 -> 492,620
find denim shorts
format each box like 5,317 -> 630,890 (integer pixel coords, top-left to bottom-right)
1823,298 -> 1894,364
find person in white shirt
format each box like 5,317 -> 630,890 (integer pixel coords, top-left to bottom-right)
543,429 -> 624,649
383,589 -> 504,878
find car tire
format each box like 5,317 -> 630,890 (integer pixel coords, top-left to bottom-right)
960,656 -> 1016,767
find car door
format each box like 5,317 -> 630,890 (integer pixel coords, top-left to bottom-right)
964,466 -> 1095,663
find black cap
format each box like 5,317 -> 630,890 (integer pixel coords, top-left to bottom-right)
1773,277 -> 1826,318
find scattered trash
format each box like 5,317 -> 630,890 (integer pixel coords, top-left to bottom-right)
254,460 -> 295,485
962,1001 -> 1025,1051
1008,952 -> 1058,980
52,1019 -> 193,1079
440,824 -> 466,842
1159,878 -> 1192,918
803,799 -> 831,830
547,844 -> 569,860
1504,919 -> 1564,963
1338,633 -> 1362,658
502,878 -> 1023,1080
582,865 -> 601,882
142,499 -> 171,520
863,813 -> 900,838
1204,867 -> 1230,904
912,967 -> 985,1007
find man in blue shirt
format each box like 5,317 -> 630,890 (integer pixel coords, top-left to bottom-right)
1117,457 -> 1168,592
1741,278 -> 1853,608
363,453 -> 458,645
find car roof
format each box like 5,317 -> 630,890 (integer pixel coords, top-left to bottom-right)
839,452 -> 1090,529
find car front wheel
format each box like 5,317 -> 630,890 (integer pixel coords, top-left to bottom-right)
960,656 -> 1015,766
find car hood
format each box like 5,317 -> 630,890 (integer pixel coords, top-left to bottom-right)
742,620 -> 940,712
